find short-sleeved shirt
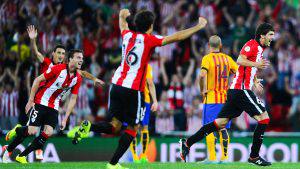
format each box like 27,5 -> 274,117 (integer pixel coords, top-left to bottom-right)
144,64 -> 153,103
111,30 -> 164,92
34,64 -> 82,110
201,52 -> 238,104
230,39 -> 265,90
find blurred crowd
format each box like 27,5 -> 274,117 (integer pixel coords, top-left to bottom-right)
0,0 -> 300,136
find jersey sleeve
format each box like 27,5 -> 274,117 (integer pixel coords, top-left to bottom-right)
228,56 -> 238,74
43,65 -> 61,80
146,64 -> 153,80
71,76 -> 82,94
121,30 -> 130,38
240,41 -> 256,58
42,57 -> 51,66
148,34 -> 164,47
201,56 -> 209,72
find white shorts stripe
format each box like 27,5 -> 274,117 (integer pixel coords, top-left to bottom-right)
107,85 -> 112,110
135,91 -> 141,124
243,90 -> 263,114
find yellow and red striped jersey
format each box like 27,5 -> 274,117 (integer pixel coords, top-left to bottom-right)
201,52 -> 238,104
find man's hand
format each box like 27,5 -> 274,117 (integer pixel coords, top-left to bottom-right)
151,101 -> 158,112
253,79 -> 264,95
197,17 -> 207,29
120,9 -> 130,18
25,100 -> 35,114
256,59 -> 270,69
60,117 -> 68,130
27,25 -> 37,40
94,78 -> 105,87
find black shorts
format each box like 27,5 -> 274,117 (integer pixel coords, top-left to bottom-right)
108,84 -> 144,126
27,104 -> 58,128
218,89 -> 266,119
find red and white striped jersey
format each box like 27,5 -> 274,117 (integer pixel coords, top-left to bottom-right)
111,30 -> 164,91
230,39 -> 265,90
0,90 -> 19,117
40,57 -> 54,74
34,64 -> 82,110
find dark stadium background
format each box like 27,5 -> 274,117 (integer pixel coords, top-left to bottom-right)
0,0 -> 299,164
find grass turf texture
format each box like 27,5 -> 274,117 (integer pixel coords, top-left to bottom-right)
0,162 -> 300,169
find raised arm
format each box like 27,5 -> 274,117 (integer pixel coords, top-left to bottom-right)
27,25 -> 44,63
162,17 -> 207,46
119,9 -> 130,32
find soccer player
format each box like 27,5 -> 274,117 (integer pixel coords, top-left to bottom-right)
2,49 -> 84,163
130,64 -> 158,163
3,25 -> 104,161
180,23 -> 274,166
199,35 -> 238,163
72,9 -> 207,169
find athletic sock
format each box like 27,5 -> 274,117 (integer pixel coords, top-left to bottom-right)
250,123 -> 268,158
140,129 -> 149,158
206,132 -> 217,161
219,129 -> 230,161
130,137 -> 139,160
110,129 -> 136,165
7,126 -> 28,152
187,121 -> 218,148
19,132 -> 48,157
90,122 -> 114,134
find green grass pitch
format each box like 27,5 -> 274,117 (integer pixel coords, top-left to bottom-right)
1,162 -> 300,169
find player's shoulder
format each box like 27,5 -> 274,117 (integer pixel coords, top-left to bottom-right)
42,57 -> 52,64
52,63 -> 67,70
243,39 -> 259,50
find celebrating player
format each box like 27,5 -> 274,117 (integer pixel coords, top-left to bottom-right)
2,49 -> 83,163
72,9 -> 207,169
130,64 -> 158,163
4,25 -> 104,161
199,35 -> 238,163
180,23 -> 274,166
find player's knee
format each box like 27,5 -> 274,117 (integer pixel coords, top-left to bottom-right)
110,122 -> 122,134
28,126 -> 38,135
256,112 -> 270,124
215,119 -> 228,129
43,128 -> 53,137
142,125 -> 148,131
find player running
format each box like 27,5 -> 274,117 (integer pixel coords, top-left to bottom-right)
2,49 -> 84,163
180,23 -> 274,166
72,9 -> 207,169
199,35 -> 237,163
129,64 -> 158,163
3,25 -> 104,161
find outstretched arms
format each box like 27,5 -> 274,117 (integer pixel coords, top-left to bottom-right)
119,9 -> 130,32
162,17 -> 207,46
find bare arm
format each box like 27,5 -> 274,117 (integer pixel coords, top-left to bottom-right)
61,94 -> 78,130
25,74 -> 46,113
199,69 -> 208,100
183,59 -> 195,85
162,17 -> 207,46
27,25 -> 44,63
78,70 -> 105,87
237,55 -> 269,69
147,78 -> 158,111
119,9 -> 130,32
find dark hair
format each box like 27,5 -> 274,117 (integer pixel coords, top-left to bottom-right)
126,15 -> 136,31
68,49 -> 83,61
134,10 -> 155,33
255,23 -> 274,41
53,44 -> 66,52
